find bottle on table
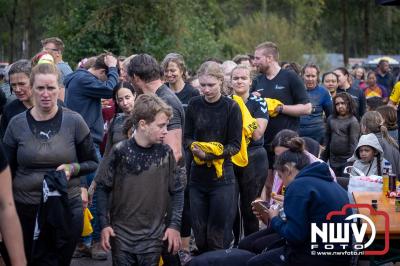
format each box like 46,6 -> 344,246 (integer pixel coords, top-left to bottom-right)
382,161 -> 391,194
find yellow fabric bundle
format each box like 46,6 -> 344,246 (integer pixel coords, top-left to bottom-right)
82,207 -> 93,237
231,95 -> 258,167
265,98 -> 283,117
191,142 -> 224,178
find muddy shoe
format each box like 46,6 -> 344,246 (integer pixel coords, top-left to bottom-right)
72,243 -> 91,258
91,242 -> 108,260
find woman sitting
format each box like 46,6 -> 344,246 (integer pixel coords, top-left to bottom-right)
249,137 -> 350,266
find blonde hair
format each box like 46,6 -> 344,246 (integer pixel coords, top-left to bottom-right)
230,64 -> 251,79
30,62 -> 60,86
255,41 -> 279,61
361,111 -> 399,149
197,61 -> 224,84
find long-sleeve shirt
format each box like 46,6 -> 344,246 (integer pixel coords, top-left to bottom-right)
271,162 -> 350,264
96,137 -> 184,254
103,113 -> 128,157
184,95 -> 242,182
64,67 -> 118,144
322,115 -> 360,167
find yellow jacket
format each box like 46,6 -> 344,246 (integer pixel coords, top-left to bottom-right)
231,95 -> 258,167
191,142 -> 224,178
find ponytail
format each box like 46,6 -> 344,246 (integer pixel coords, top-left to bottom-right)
274,137 -> 310,172
380,124 -> 399,149
361,111 -> 399,149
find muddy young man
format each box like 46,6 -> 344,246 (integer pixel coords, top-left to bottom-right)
96,94 -> 185,266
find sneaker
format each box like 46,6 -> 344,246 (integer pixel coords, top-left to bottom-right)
178,250 -> 192,266
91,241 -> 108,260
72,243 -> 91,258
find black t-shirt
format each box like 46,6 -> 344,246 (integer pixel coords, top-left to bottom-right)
175,83 -> 200,111
0,99 -> 28,140
246,95 -> 269,149
26,106 -> 62,140
0,99 -> 65,140
0,142 -> 7,171
250,69 -> 309,145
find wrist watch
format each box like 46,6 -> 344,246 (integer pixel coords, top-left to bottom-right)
277,105 -> 284,114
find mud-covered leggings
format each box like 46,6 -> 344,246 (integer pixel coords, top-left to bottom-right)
189,165 -> 238,254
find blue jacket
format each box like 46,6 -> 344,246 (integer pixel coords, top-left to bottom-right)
64,67 -> 118,144
271,162 -> 349,248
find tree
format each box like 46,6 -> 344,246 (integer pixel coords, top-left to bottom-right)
219,12 -> 324,64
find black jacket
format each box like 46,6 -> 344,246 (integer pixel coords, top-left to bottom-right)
32,170 -> 72,265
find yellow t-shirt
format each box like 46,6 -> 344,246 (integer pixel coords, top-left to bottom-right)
389,81 -> 400,104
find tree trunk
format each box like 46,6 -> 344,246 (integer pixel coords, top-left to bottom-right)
363,0 -> 370,56
27,0 -> 35,57
341,0 -> 349,66
8,0 -> 18,62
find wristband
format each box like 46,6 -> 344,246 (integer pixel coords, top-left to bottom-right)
72,163 -> 80,176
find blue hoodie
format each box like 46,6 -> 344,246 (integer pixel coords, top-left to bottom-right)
271,162 -> 350,250
64,67 -> 118,144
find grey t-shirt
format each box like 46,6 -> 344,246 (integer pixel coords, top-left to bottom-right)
156,85 -> 185,167
4,108 -> 92,204
156,85 -> 184,131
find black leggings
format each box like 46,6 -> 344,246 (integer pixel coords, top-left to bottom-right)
180,151 -> 193,238
0,202 -> 39,265
234,147 -> 268,242
0,197 -> 83,266
190,165 -> 238,253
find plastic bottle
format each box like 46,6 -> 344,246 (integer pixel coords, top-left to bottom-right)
382,161 -> 390,194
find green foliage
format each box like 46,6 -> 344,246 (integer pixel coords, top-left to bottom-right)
219,12 -> 324,64
42,0 -> 223,71
1,0 -> 400,69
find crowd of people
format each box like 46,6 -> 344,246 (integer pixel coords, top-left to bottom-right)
0,37 -> 400,266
